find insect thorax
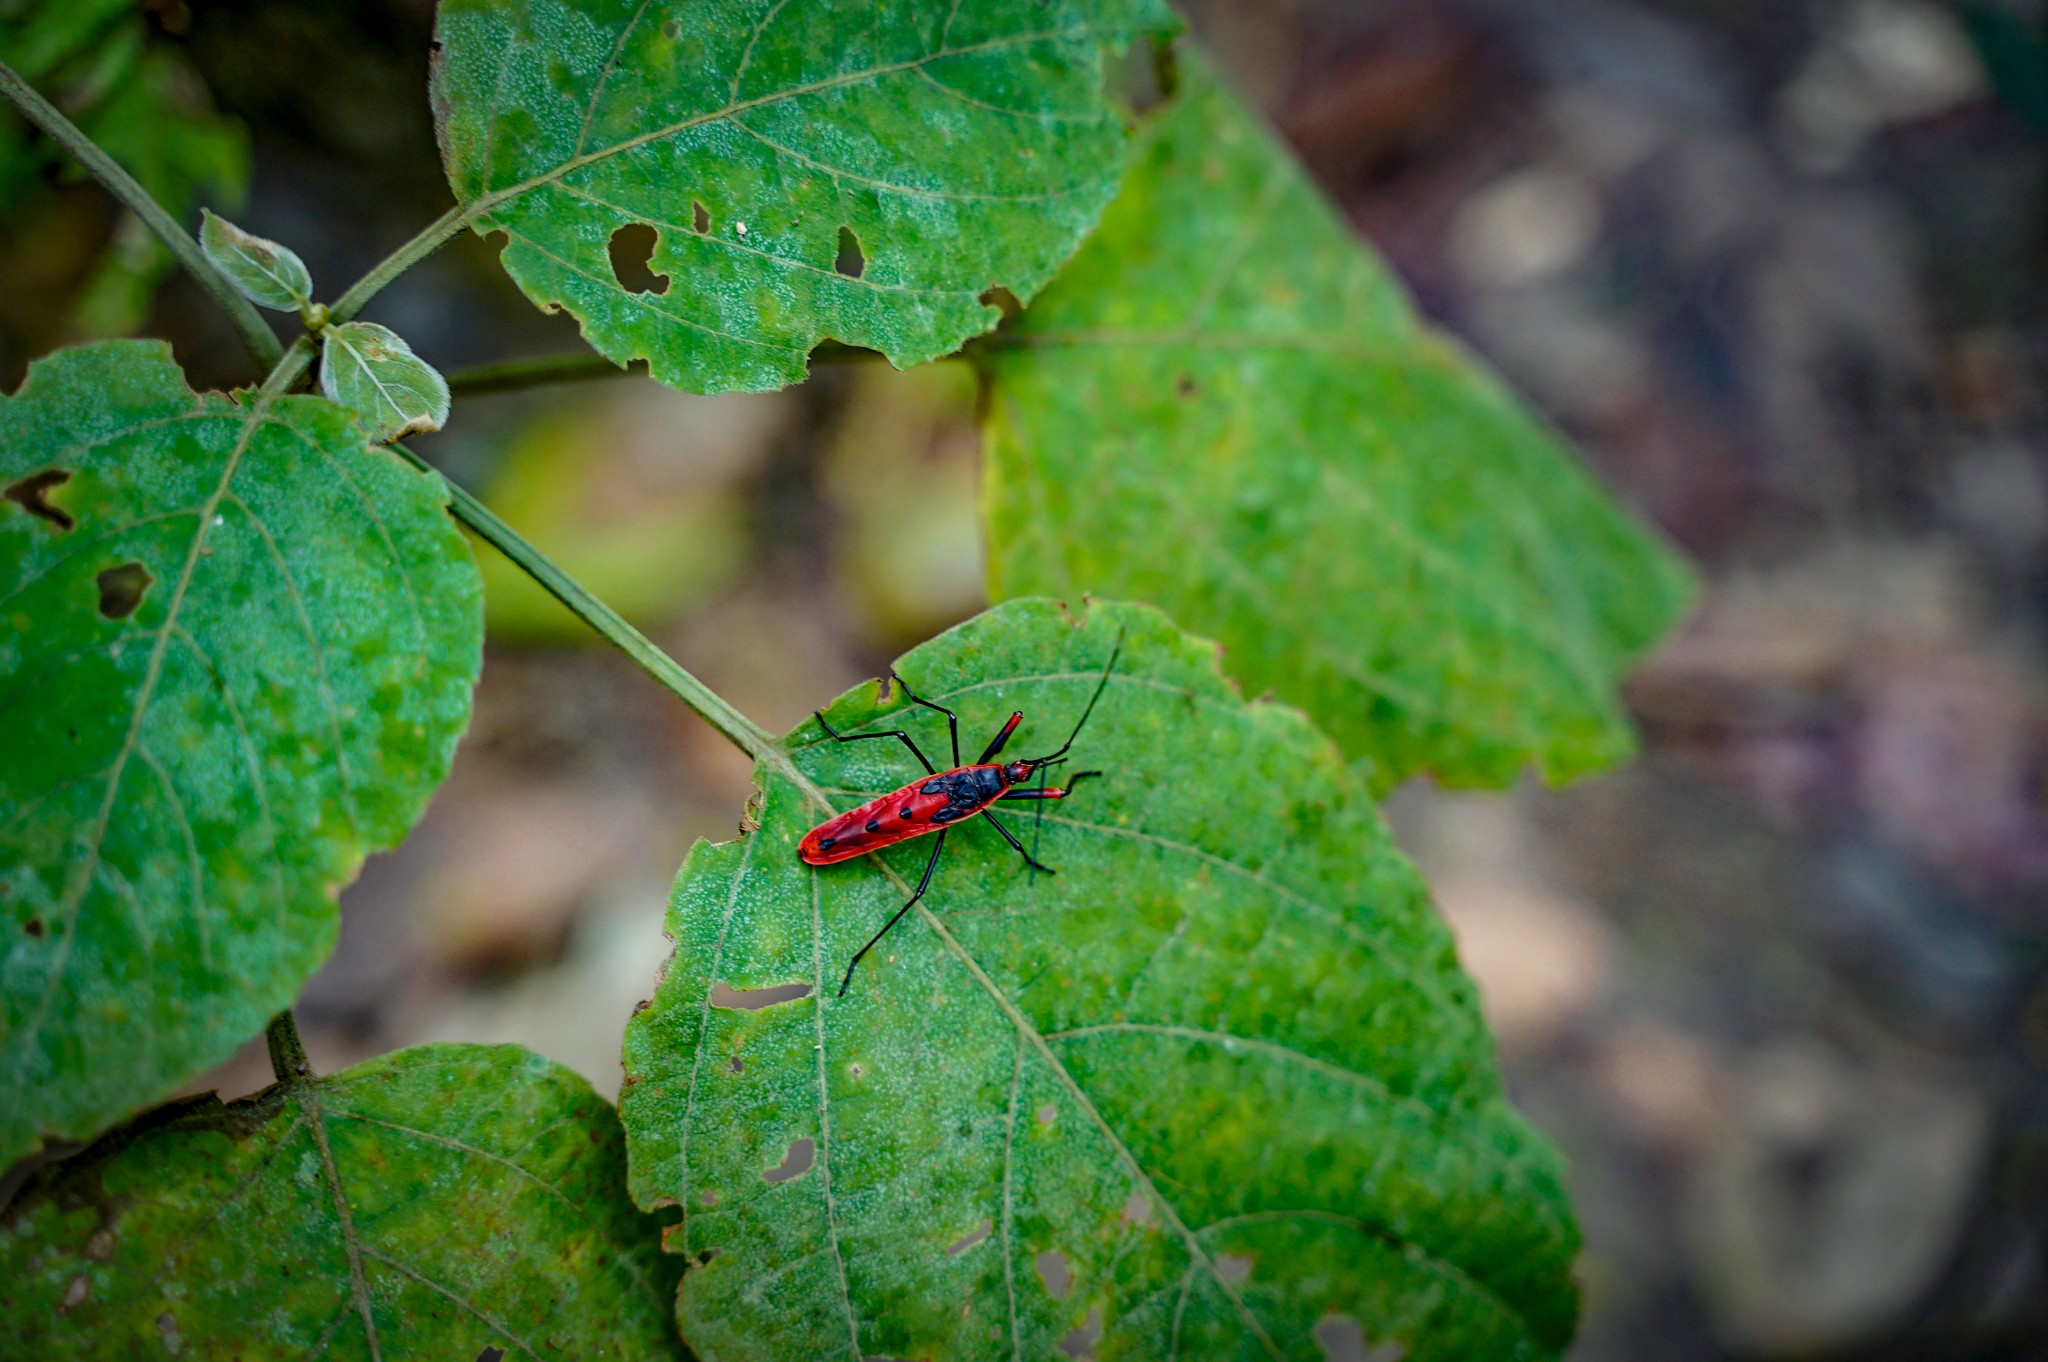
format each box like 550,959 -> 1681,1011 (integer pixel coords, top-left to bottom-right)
920,767 -> 1006,823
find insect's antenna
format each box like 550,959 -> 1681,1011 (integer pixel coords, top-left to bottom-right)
1033,626 -> 1125,765
1028,759 -> 1050,880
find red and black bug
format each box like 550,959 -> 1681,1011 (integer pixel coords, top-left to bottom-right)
802,634 -> 1123,995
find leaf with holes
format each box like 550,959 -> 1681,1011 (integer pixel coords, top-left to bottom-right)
200,208 -> 314,313
978,54 -> 1695,791
429,0 -> 1178,394
0,1043 -> 686,1359
0,340 -> 482,1168
320,322 -> 452,444
620,598 -> 1579,1362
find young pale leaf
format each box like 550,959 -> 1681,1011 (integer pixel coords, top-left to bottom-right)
0,1044 -> 687,1360
621,599 -> 1579,1362
199,207 -> 314,312
0,341 -> 482,1169
429,0 -> 1177,394
319,322 -> 452,443
979,54 -> 1696,792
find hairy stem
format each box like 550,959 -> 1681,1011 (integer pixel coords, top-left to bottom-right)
327,204 -> 472,326
389,444 -> 789,772
265,1010 -> 313,1082
0,60 -> 286,371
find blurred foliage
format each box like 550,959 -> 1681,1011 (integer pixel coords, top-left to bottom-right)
474,396 -> 749,643
0,0 -> 246,337
981,56 -> 1695,792
822,362 -> 985,644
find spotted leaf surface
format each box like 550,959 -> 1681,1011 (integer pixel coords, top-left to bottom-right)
621,598 -> 1578,1362
979,56 -> 1695,790
0,341 -> 482,1167
430,0 -> 1177,394
0,1044 -> 685,1360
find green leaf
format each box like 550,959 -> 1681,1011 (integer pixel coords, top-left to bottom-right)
0,1043 -> 687,1360
430,0 -> 1177,394
621,598 -> 1578,1362
978,54 -> 1695,791
200,208 -> 314,313
320,322 -> 452,443
0,340 -> 483,1168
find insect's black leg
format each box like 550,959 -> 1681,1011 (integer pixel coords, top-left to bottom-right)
981,810 -> 1055,875
889,671 -> 961,767
838,830 -> 947,996
815,711 -> 935,775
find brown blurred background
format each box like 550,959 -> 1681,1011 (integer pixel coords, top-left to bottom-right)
5,1 -> 2046,1357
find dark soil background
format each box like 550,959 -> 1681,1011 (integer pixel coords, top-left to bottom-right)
5,1 -> 2046,1357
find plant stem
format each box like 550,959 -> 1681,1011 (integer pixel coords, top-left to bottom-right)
445,351 -> 642,398
390,444 -> 788,771
265,1010 -> 312,1082
327,204 -> 472,325
444,339 -> 887,399
0,60 -> 285,372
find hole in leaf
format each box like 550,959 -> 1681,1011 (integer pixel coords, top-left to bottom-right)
1216,1253 -> 1253,1282
607,223 -> 669,295
156,1312 -> 181,1354
477,1349 -> 507,1362
692,201 -> 711,234
1034,1249 -> 1073,1299
1120,1191 -> 1151,1224
980,285 -> 1023,321
711,981 -> 812,1010
58,1274 -> 88,1314
763,1136 -> 815,1184
24,917 -> 46,938
95,562 -> 153,619
727,1055 -> 744,1074
662,18 -> 680,39
1035,1103 -> 1058,1126
945,1219 -> 993,1257
5,469 -> 76,531
834,226 -> 866,279
1058,1306 -> 1102,1358
1313,1316 -> 1403,1362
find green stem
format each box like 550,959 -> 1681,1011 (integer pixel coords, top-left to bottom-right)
0,59 -> 285,371
265,1010 -> 312,1082
445,351 -> 643,399
390,444 -> 787,771
444,339 -> 886,399
327,204 -> 471,325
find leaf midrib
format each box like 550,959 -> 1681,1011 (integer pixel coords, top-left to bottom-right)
769,742 -> 1283,1358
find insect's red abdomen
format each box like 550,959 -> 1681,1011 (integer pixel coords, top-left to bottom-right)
798,765 -> 1011,865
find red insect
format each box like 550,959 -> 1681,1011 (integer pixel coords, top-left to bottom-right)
802,634 -> 1122,995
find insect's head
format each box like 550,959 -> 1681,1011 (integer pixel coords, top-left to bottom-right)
1003,755 -> 1062,785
